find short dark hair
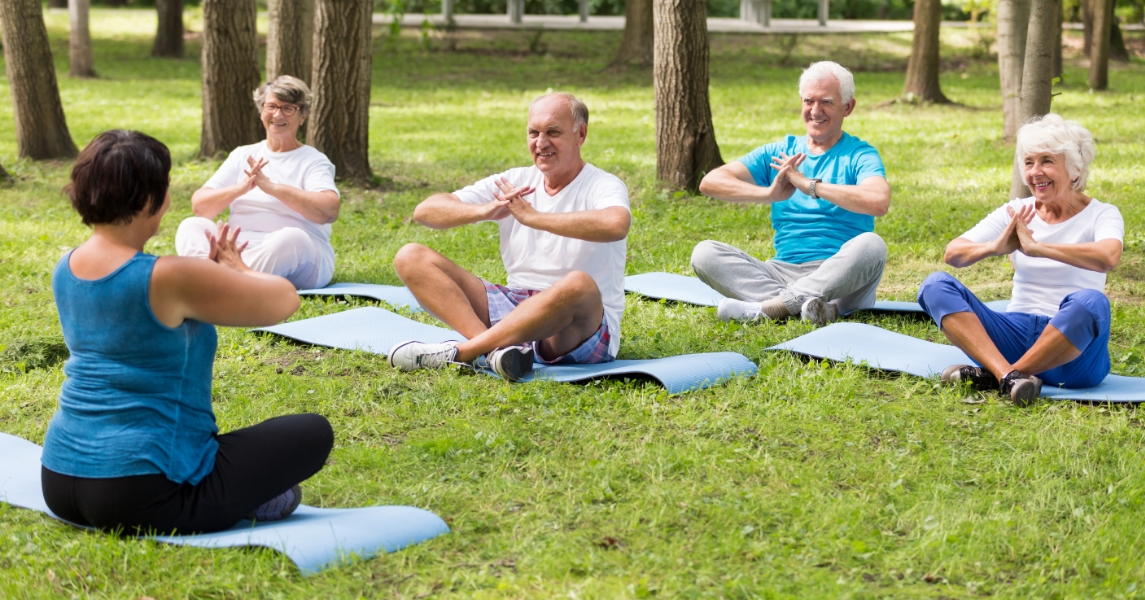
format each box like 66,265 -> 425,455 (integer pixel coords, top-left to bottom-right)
65,130 -> 171,226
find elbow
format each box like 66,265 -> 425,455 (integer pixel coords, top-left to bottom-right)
943,247 -> 963,268
271,284 -> 302,323
870,196 -> 890,217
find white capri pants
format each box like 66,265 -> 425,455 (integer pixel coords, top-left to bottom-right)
175,217 -> 334,290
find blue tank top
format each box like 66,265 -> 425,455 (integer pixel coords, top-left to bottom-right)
42,252 -> 219,485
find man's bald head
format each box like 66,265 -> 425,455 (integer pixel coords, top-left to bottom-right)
529,93 -> 589,133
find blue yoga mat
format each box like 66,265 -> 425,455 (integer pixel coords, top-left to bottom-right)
0,432 -> 449,575
624,272 -> 1010,313
256,307 -> 757,395
298,283 -> 422,312
767,322 -> 1145,402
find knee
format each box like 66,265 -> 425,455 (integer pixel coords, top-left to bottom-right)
917,271 -> 960,303
262,228 -> 315,255
558,270 -> 600,299
392,243 -> 432,276
300,414 -> 335,464
853,232 -> 887,263
690,240 -> 721,274
1062,289 -> 1111,324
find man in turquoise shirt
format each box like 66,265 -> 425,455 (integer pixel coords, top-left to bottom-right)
692,61 -> 891,325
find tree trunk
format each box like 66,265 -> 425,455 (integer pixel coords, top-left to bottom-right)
69,0 -> 95,78
0,0 -> 78,160
1012,0 -> 1059,198
1082,0 -> 1094,55
309,0 -> 373,183
997,0 -> 1031,142
267,0 -> 315,81
199,0 -> 262,158
652,0 -> 723,190
1052,0 -> 1063,80
1088,0 -> 1111,89
903,0 -> 948,103
1110,17 -> 1130,62
611,0 -> 653,68
152,0 -> 185,58
48,0 -> 65,7
0,162 -> 8,182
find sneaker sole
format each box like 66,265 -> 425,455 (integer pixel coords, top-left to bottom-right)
493,348 -> 535,382
1010,379 -> 1042,408
800,298 -> 837,326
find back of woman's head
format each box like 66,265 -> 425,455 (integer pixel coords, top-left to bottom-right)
66,130 -> 171,226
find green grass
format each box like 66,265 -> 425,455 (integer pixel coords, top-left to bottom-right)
3,8 -> 1145,599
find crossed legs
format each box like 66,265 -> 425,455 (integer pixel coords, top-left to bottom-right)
392,243 -> 604,363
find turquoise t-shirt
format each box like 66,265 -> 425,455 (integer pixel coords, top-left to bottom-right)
739,132 -> 886,264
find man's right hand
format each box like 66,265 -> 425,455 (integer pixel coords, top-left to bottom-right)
769,152 -> 805,201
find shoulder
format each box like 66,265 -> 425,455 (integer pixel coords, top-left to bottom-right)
298,145 -> 335,167
227,142 -> 265,160
582,164 -> 627,189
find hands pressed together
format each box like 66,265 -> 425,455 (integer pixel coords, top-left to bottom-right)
994,203 -> 1040,257
205,222 -> 250,272
769,152 -> 807,200
482,177 -> 538,224
241,156 -> 272,194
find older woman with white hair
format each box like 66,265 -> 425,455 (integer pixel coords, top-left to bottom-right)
176,75 -> 340,289
918,114 -> 1123,406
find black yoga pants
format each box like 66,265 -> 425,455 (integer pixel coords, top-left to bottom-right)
41,413 -> 334,535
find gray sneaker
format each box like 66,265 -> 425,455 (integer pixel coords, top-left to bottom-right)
1001,370 -> 1042,407
246,485 -> 302,522
388,340 -> 460,372
486,345 -> 535,382
800,297 -> 839,326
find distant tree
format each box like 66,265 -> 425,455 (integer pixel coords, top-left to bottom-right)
1089,0 -> 1112,89
309,0 -> 373,183
69,0 -> 96,78
0,0 -> 78,159
199,0 -> 261,158
152,0 -> 185,58
652,0 -> 723,190
903,0 -> 948,103
48,0 -> 65,7
267,0 -> 315,81
611,0 -> 653,68
0,162 -> 8,182
1011,0 -> 1060,197
1052,0 -> 1063,80
997,0 -> 1031,141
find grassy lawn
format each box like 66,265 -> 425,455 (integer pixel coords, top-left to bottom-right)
2,8 -> 1145,598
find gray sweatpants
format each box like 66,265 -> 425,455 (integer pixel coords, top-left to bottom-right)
690,232 -> 887,315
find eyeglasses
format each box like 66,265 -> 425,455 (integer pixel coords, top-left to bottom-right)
262,103 -> 300,116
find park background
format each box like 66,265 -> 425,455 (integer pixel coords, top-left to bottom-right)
1,2 -> 1145,598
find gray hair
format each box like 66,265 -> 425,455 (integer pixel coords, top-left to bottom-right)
253,75 -> 313,114
798,61 -> 855,105
530,93 -> 589,131
1015,114 -> 1096,192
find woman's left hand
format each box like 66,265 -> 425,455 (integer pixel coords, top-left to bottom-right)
1007,204 -> 1040,256
245,156 -> 274,194
205,222 -> 251,272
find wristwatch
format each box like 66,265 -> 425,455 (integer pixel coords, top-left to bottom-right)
809,178 -> 823,199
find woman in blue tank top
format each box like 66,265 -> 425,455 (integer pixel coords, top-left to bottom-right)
41,130 -> 334,534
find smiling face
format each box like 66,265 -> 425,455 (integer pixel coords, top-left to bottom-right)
800,76 -> 854,146
1023,152 -> 1073,203
526,96 -> 586,182
260,93 -> 305,140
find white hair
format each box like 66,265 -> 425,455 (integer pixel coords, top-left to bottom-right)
798,61 -> 855,104
530,93 -> 589,131
1015,114 -> 1096,192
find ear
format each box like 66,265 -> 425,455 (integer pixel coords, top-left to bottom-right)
843,99 -> 856,117
577,123 -> 588,145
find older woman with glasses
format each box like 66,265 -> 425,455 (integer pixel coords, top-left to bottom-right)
176,75 -> 340,289
917,114 -> 1123,407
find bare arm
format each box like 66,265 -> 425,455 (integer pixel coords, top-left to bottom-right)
193,157 -> 340,224
944,236 -> 1010,268
698,161 -> 798,204
257,184 -> 340,224
413,192 -> 512,229
1013,215 -> 1122,273
509,202 -> 631,242
786,170 -> 891,217
191,184 -> 248,220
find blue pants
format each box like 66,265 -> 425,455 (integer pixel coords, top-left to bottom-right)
917,272 -> 1110,388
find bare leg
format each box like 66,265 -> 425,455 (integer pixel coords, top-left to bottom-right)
392,243 -> 491,339
455,271 -> 604,363
1012,325 -> 1082,375
940,312 -> 1014,381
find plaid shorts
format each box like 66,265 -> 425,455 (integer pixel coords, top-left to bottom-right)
483,280 -> 614,365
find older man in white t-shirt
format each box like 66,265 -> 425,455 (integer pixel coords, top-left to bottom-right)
388,93 -> 631,382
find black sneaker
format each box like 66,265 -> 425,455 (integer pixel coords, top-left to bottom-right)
940,364 -> 998,391
486,345 -> 535,382
1000,370 -> 1042,408
246,484 -> 302,522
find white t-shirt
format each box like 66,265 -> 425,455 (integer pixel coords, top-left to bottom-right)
203,141 -> 340,249
962,197 -> 1124,317
454,164 -> 630,356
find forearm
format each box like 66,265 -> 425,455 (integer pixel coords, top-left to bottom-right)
944,238 -> 1003,268
265,184 -> 340,224
413,194 -> 490,229
520,208 -> 630,242
1023,240 -> 1122,273
798,176 -> 890,217
698,172 -> 774,204
191,186 -> 245,219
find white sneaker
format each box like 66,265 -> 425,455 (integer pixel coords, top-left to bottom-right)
717,298 -> 764,322
800,297 -> 839,326
486,346 -> 535,382
387,340 -> 460,371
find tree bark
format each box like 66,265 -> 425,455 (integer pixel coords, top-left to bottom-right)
1082,0 -> 1094,55
0,162 -> 8,182
267,0 -> 315,81
1052,0 -> 1063,80
997,0 -> 1031,141
611,0 -> 653,68
652,0 -> 723,190
152,0 -> 185,58
903,0 -> 948,103
1012,0 -> 1059,198
1088,0 -> 1111,89
1110,17 -> 1130,62
199,0 -> 262,158
48,0 -> 65,7
69,0 -> 95,78
309,0 -> 373,183
0,0 -> 78,160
